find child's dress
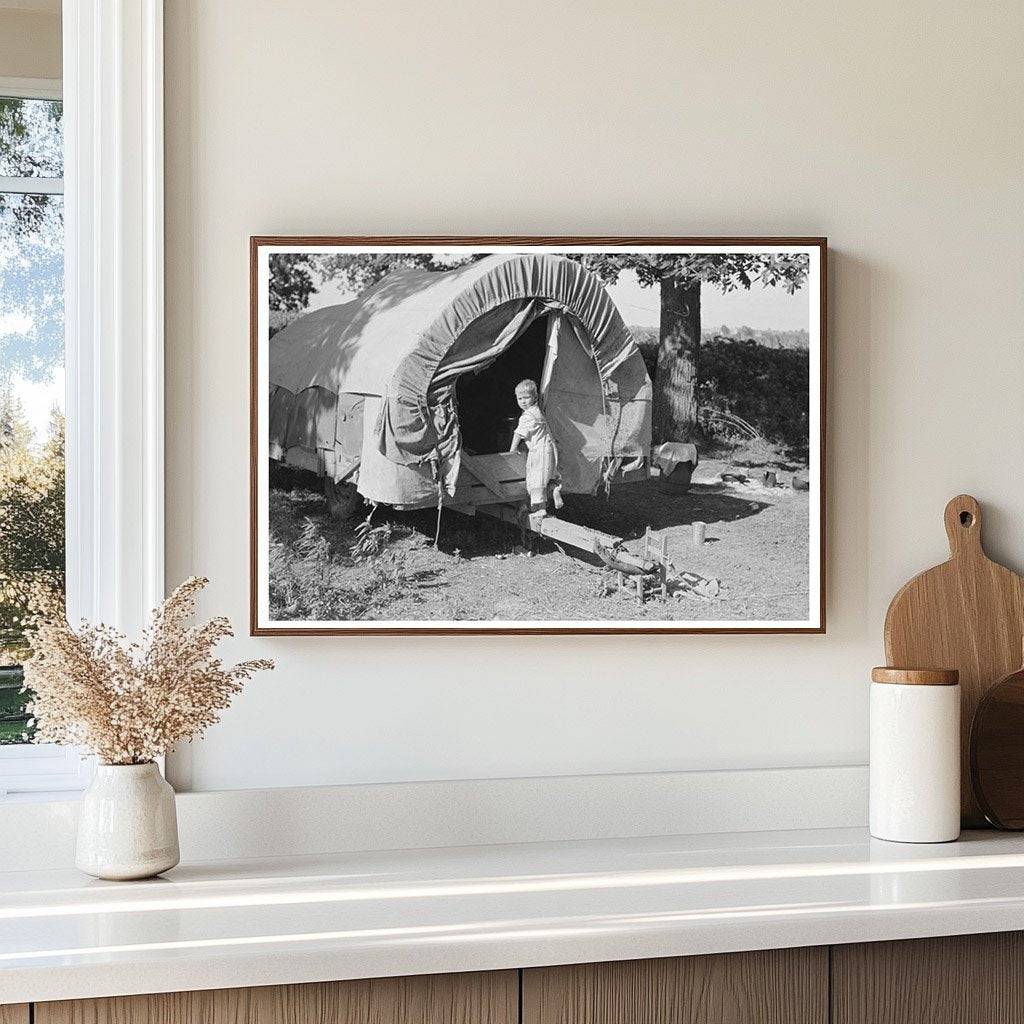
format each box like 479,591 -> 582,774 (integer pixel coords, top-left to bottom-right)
516,405 -> 558,496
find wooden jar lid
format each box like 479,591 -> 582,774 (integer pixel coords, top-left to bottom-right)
871,667 -> 960,686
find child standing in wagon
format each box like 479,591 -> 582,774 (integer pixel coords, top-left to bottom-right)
510,379 -> 563,517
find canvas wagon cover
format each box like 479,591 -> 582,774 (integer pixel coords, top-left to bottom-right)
269,253 -> 652,507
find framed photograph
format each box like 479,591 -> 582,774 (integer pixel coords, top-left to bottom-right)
251,237 -> 826,635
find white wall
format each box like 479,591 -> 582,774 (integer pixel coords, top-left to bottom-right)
0,5 -> 61,80
164,0 -> 1024,792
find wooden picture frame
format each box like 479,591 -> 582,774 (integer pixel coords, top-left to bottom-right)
250,237 -> 827,635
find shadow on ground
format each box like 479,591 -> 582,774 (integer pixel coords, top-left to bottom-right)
559,480 -> 769,537
269,463 -> 771,562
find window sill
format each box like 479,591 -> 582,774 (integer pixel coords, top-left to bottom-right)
0,744 -> 93,799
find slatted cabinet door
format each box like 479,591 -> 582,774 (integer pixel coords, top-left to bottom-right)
35,971 -> 518,1024
0,1006 -> 29,1024
522,948 -> 828,1024
832,933 -> 1024,1024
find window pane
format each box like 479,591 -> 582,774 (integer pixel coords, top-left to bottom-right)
0,188 -> 64,744
0,98 -> 63,179
0,192 -> 63,374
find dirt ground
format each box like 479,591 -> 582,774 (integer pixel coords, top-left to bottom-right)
268,458 -> 812,624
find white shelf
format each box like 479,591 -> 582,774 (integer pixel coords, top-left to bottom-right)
4,827 -> 1024,1004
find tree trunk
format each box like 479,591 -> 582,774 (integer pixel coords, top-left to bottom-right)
653,277 -> 701,443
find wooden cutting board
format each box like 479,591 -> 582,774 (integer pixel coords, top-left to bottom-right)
884,494 -> 1024,826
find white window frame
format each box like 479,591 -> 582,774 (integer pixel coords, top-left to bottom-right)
0,76 -> 61,101
0,1 -> 165,799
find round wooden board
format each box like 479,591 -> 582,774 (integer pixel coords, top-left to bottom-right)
970,664 -> 1024,829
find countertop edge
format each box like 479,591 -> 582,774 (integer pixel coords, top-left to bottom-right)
6,825 -> 1024,1006
6,895 -> 1024,1005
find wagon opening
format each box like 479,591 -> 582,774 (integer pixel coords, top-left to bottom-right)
454,313 -> 551,456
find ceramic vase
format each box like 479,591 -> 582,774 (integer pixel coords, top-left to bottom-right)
76,762 -> 180,880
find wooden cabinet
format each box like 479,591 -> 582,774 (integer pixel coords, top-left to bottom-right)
832,932 -> 1024,1024
520,934 -> 1024,1024
34,971 -> 517,1024
522,948 -> 828,1024
22,932 -> 1024,1024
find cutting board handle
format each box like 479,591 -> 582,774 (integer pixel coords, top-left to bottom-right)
944,494 -> 983,558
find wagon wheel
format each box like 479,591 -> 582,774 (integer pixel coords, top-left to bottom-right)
323,476 -> 363,520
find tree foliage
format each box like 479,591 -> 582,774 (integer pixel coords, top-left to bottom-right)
268,250 -> 811,307
0,99 -> 65,739
268,251 -> 811,311
268,252 -> 479,311
268,254 -> 318,312
0,98 -> 63,179
0,395 -> 65,662
699,336 -> 809,454
571,252 -> 809,294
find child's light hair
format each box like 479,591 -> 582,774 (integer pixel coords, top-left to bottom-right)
515,379 -> 539,398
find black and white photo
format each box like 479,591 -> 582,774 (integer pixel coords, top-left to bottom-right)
251,238 -> 825,634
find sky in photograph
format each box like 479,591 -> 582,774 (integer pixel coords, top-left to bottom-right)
309,266 -> 810,332
606,271 -> 810,332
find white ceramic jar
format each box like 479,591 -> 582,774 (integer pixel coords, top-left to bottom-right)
76,762 -> 180,880
869,667 -> 960,843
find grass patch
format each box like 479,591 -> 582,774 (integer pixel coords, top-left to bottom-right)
267,484 -> 440,622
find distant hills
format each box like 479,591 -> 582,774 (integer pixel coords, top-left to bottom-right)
629,325 -> 810,352
703,326 -> 810,350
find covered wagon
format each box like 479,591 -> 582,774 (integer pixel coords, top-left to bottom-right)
268,253 -> 693,531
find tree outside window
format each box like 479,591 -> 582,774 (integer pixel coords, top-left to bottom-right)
0,94 -> 65,745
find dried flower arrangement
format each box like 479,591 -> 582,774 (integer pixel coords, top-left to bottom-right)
23,576 -> 273,765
